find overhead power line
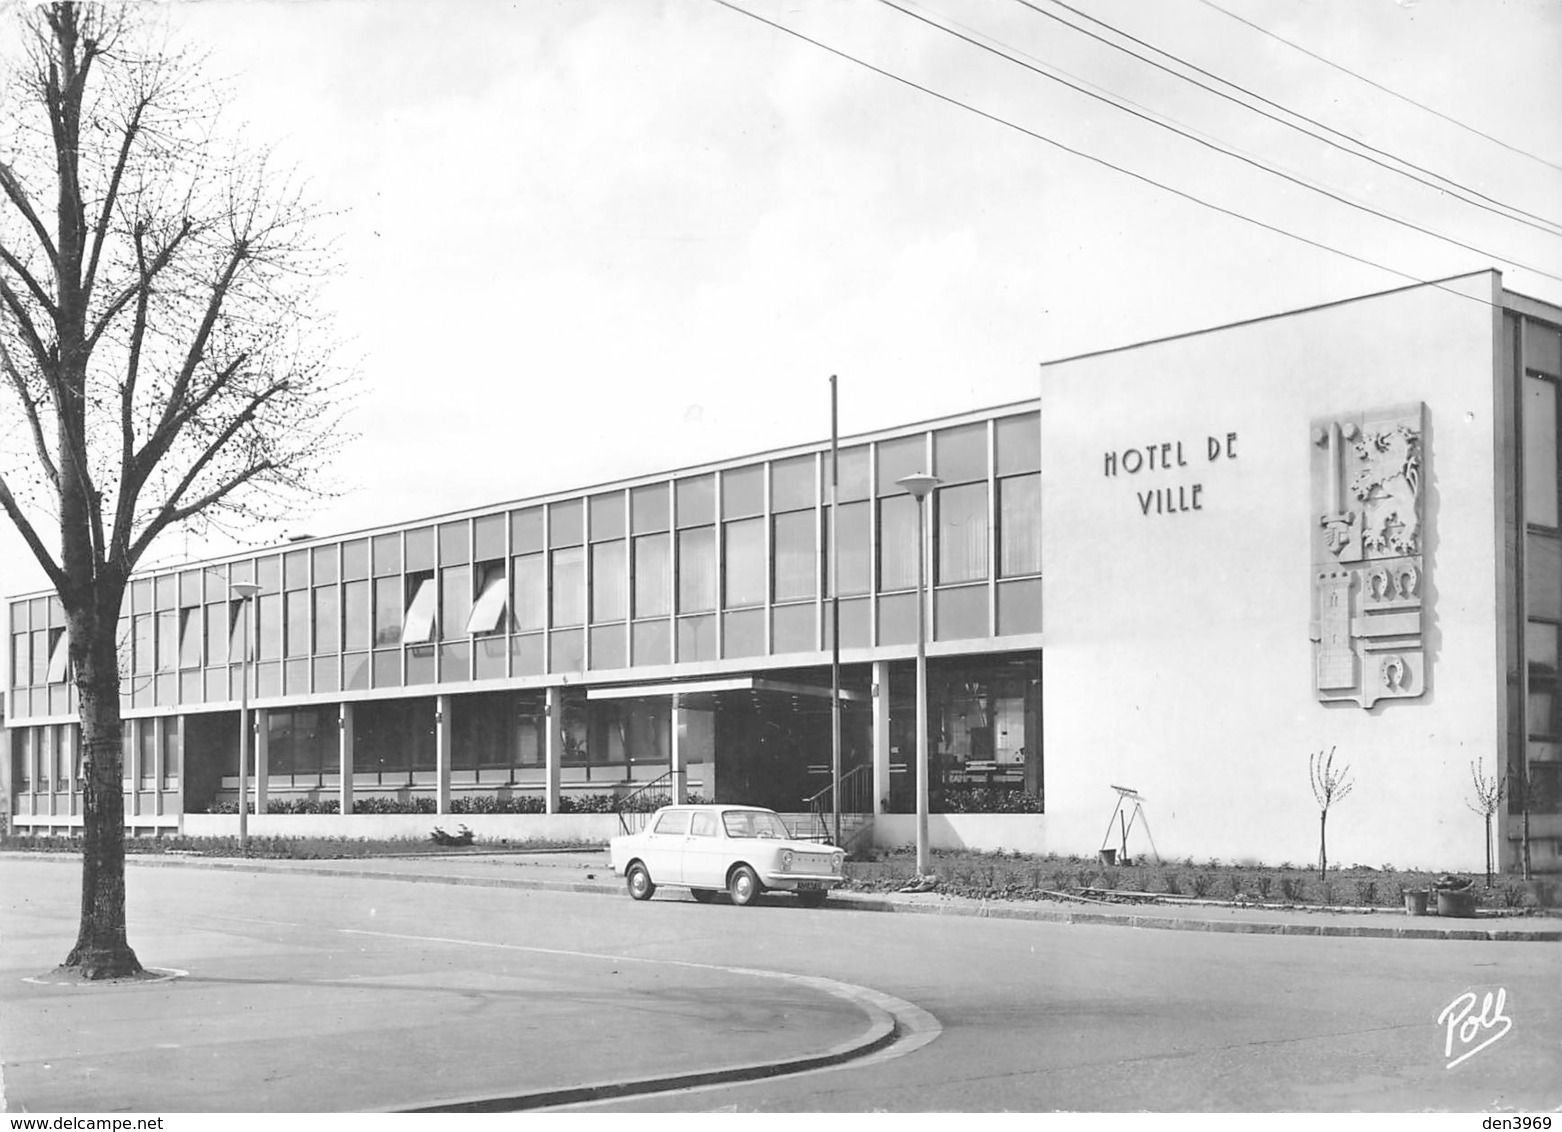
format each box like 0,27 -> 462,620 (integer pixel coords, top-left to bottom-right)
877,0 -> 1562,286
1021,0 -> 1562,238
707,0 -> 1516,313
1196,0 -> 1562,175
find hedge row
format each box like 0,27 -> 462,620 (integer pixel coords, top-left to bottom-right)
198,792 -> 712,816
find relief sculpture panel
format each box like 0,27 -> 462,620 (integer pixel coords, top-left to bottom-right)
1309,403 -> 1427,707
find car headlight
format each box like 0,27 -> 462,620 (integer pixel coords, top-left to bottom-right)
833,852 -> 845,873
780,849 -> 793,872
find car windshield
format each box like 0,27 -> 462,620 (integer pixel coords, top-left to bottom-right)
721,810 -> 793,839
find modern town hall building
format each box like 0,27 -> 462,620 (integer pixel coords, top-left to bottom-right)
6,271 -> 1561,873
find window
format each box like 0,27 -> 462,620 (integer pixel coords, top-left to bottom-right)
996,412 -> 1040,476
590,492 -> 625,541
285,591 -> 311,657
1527,375 -> 1559,528
550,499 -> 584,546
722,465 -> 764,519
405,527 -> 435,573
343,580 -> 370,650
468,563 -> 508,635
439,520 -> 469,565
877,435 -> 927,496
156,610 -> 178,671
679,527 -> 716,612
441,566 -> 471,640
634,533 -> 671,618
313,547 -> 339,584
653,809 -> 691,835
690,810 -> 718,837
46,630 -> 70,683
179,608 -> 203,669
552,546 -> 585,626
937,483 -> 989,584
999,473 -> 1042,577
723,518 -> 765,607
592,541 -> 627,622
773,510 -> 817,602
372,532 -> 401,576
314,586 -> 340,653
258,594 -> 281,660
513,554 -> 546,631
632,482 -> 670,534
401,576 -> 437,644
676,475 -> 714,527
133,614 -> 153,674
511,507 -> 544,553
772,455 -> 815,512
374,576 -> 403,645
284,550 -> 309,591
343,539 -> 369,580
935,423 -> 987,484
473,514 -> 506,561
878,495 -> 918,592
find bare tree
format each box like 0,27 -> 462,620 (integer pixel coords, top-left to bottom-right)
0,5 -> 346,978
1467,760 -> 1506,887
1308,746 -> 1354,880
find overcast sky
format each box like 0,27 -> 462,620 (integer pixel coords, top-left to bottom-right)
3,0 -> 1561,628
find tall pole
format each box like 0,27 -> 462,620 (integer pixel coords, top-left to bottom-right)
830,375 -> 841,847
897,472 -> 939,877
914,487 -> 929,875
230,581 -> 261,852
238,602 -> 250,851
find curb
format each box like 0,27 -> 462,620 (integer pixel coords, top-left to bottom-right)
9,853 -> 1559,942
405,995 -> 897,1112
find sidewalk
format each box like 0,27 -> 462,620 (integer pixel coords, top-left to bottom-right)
92,849 -> 1562,941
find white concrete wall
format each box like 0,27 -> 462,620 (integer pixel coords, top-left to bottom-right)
182,812 -> 620,843
1039,275 -> 1504,871
874,813 -> 1049,855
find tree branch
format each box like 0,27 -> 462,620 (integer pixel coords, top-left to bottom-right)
0,239 -> 60,318
0,160 -> 61,266
0,336 -> 61,490
0,471 -> 65,591
81,97 -> 150,309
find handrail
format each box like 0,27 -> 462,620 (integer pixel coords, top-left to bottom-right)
803,764 -> 873,844
802,763 -> 872,808
614,770 -> 675,837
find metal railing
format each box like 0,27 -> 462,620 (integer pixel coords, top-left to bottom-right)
802,764 -> 873,845
613,771 -> 675,836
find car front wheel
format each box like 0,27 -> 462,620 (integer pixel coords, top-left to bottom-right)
626,862 -> 655,901
728,865 -> 761,906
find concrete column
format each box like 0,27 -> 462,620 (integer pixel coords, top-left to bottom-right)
338,702 -> 354,817
152,716 -> 164,815
544,686 -> 560,814
669,694 -> 685,804
253,707 -> 269,814
872,660 -> 891,816
126,717 -> 140,815
435,693 -> 452,814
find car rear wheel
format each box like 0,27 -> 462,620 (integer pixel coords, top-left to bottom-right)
728,865 -> 761,906
690,889 -> 719,904
626,862 -> 655,901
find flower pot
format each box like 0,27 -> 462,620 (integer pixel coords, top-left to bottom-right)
1436,888 -> 1476,918
1098,848 -> 1117,866
1404,890 -> 1428,916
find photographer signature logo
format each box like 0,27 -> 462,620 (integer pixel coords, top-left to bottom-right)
1438,987 -> 1512,1069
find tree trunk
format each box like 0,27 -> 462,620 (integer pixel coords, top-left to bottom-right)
1317,810 -> 1328,881
61,601 -> 141,978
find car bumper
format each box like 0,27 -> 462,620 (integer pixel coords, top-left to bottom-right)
759,874 -> 843,892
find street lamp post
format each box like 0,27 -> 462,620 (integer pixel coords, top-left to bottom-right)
229,581 -> 261,851
896,472 -> 940,877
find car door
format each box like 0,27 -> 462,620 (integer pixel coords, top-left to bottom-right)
640,808 -> 690,884
681,810 -> 726,889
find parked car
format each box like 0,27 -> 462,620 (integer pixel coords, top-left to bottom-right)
608,804 -> 845,906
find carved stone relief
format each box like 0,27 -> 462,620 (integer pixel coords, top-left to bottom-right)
1308,403 -> 1427,707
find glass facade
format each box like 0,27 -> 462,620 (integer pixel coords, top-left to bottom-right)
1521,317 -> 1562,817
5,406 -> 1046,817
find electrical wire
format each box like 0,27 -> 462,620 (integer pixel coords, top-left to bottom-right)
1195,0 -> 1562,175
876,0 -> 1562,286
706,0 -> 1519,312
1019,0 -> 1562,237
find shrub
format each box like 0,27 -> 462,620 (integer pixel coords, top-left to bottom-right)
937,787 -> 1045,814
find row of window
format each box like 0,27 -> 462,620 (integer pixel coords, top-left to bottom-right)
12,474 -> 1043,690
1521,317 -> 1562,816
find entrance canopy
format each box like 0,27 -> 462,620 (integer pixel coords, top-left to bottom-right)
586,675 -> 866,714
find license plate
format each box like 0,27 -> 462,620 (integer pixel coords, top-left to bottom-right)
796,881 -> 824,891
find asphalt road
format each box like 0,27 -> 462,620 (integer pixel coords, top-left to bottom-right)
2,858 -> 1557,1113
